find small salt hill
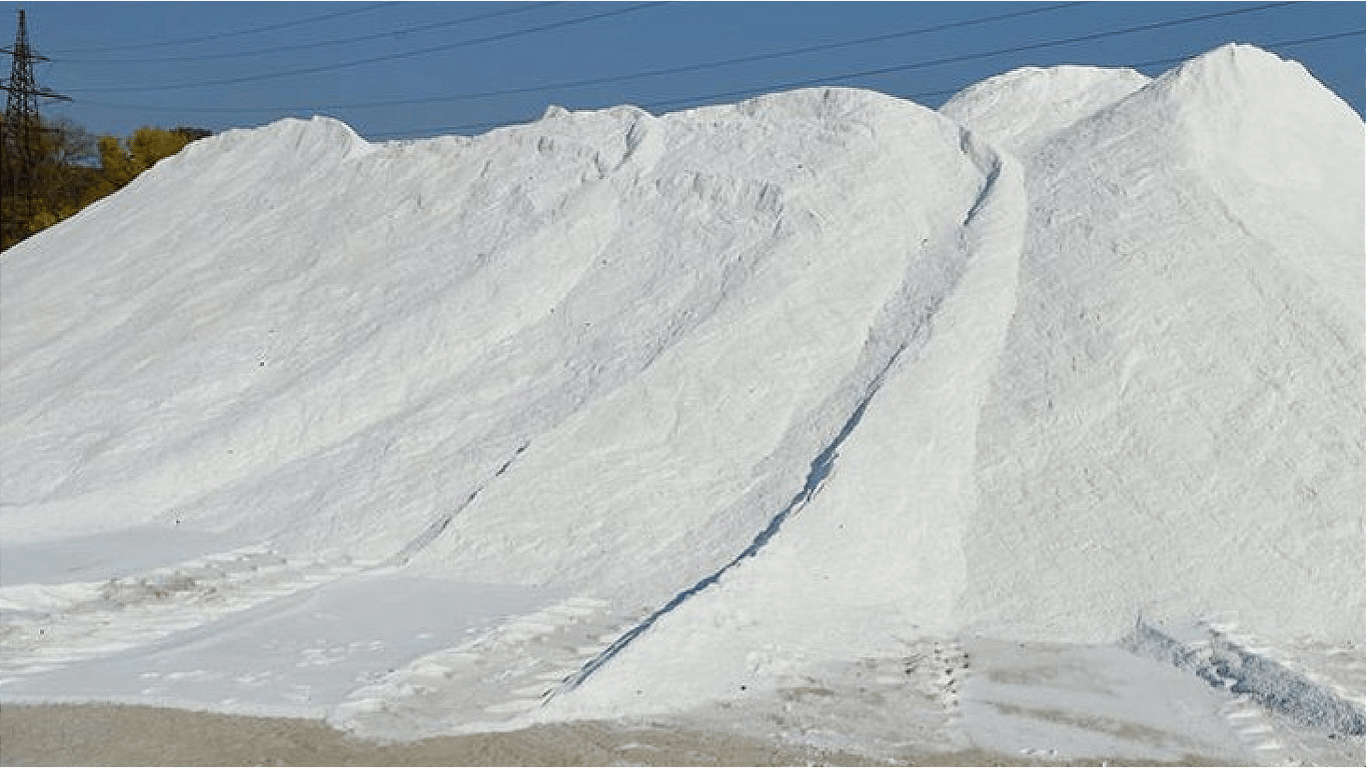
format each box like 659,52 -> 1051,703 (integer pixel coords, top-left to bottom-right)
953,43 -> 1363,643
1,44 -> 1361,764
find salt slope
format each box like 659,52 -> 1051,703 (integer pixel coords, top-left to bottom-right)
0,85 -> 1031,740
957,44 -> 1365,644
535,118 -> 1027,720
400,90 -> 1015,609
541,64 -> 1157,718
538,44 -> 1365,721
2,86 -> 1009,608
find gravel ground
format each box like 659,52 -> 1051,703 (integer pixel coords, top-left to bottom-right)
0,703 -> 1162,766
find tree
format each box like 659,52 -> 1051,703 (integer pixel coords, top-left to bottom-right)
2,120 -> 210,250
2,114 -> 99,248
35,116 -> 99,220
98,126 -> 196,189
173,126 -> 212,143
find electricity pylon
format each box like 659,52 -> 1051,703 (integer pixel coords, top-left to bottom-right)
2,6 -> 70,249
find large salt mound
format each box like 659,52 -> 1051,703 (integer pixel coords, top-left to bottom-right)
1,43 -> 1360,743
536,45 -> 1364,720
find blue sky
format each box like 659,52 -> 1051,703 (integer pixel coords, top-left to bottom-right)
7,2 -> 1363,141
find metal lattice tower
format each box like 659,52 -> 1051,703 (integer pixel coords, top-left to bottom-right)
2,6 -> 69,247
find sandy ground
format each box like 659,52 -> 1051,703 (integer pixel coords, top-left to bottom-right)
0,703 -> 1202,766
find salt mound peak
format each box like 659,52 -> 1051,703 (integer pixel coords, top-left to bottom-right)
181,115 -> 371,167
1156,42 -> 1352,113
1076,42 -> 1361,146
1093,42 -> 1363,307
941,63 -> 1149,152
239,114 -> 369,151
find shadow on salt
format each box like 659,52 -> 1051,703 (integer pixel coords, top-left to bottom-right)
0,572 -> 558,718
0,526 -> 238,586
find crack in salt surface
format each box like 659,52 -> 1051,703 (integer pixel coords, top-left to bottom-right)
546,341 -> 909,700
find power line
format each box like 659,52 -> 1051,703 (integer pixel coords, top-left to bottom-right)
332,1 -> 1084,109
64,3 -> 668,94
364,25 -> 1363,141
73,0 -> 1300,119
1123,26 -> 1366,70
637,1 -> 1297,113
46,2 -> 399,53
54,2 -> 561,64
75,2 -> 1087,114
42,1 -> 1358,142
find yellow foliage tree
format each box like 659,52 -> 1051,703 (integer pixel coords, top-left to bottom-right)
3,114 -> 99,250
3,121 -> 205,250
97,127 -> 194,190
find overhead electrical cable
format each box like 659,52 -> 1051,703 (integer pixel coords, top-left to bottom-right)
1121,26 -> 1366,69
55,1 -> 1302,109
55,2 -> 561,64
78,18 -> 1356,138
363,18 -> 1356,140
273,1 -> 1088,108
63,3 -> 667,93
638,0 -> 1297,112
71,1 -> 1085,113
43,1 -> 1354,143
47,2 -> 398,54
